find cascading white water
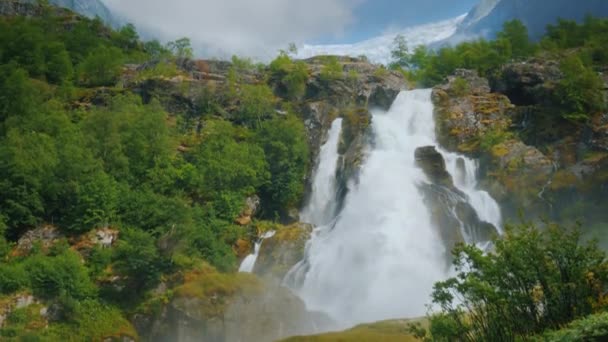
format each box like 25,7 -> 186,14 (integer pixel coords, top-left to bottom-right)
300,118 -> 343,227
444,154 -> 503,232
288,89 -> 502,328
238,231 -> 276,273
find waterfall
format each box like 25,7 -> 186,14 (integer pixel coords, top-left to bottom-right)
300,118 -> 343,227
287,89 -> 502,328
238,231 -> 276,273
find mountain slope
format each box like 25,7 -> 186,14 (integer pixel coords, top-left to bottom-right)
52,0 -> 120,25
456,0 -> 608,40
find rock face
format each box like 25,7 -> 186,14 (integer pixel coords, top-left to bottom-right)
415,146 -> 498,257
432,70 -> 555,219
14,225 -> 62,255
490,59 -> 563,106
434,63 -> 608,225
432,69 -> 513,154
415,146 -> 454,187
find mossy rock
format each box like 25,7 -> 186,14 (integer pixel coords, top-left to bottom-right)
254,223 -> 313,280
173,263 -> 263,319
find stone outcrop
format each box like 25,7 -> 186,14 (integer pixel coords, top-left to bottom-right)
490,59 -> 563,106
432,69 -> 513,154
434,63 -> 608,224
415,146 -> 498,256
14,225 -> 62,256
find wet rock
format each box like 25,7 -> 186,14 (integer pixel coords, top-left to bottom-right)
414,146 -> 498,258
415,146 -> 453,187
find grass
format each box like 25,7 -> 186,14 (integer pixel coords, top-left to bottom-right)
280,319 -> 425,342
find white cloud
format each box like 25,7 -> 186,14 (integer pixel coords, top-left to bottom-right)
102,0 -> 361,60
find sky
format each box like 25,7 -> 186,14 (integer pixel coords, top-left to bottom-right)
102,0 -> 479,59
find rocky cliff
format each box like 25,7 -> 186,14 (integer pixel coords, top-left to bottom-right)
432,63 -> 608,228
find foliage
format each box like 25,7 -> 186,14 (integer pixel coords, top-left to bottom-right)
77,45 -> 124,87
451,77 -> 470,97
497,19 -> 535,58
235,84 -> 276,127
542,312 -> 608,341
319,56 -> 343,81
25,249 -> 97,300
390,34 -> 410,69
113,228 -> 164,294
167,37 -> 193,59
428,222 -> 608,341
256,115 -> 309,216
554,54 -> 606,122
269,52 -> 310,100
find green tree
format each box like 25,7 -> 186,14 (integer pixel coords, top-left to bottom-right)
555,54 -> 606,122
236,84 -> 276,128
77,45 -> 124,87
256,115 -> 309,216
390,34 -> 410,68
44,42 -> 73,84
113,228 -> 164,293
167,37 -> 193,59
497,20 -> 534,59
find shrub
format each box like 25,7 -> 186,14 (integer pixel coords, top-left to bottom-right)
429,222 -> 608,341
555,54 -> 606,122
319,56 -> 343,81
25,250 -> 97,300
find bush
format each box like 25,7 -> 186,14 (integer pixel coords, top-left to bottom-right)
113,228 -> 164,294
236,84 -> 276,127
319,56 -> 343,81
555,54 -> 606,122
25,250 -> 97,300
542,312 -> 608,341
269,52 -> 309,100
429,222 -> 608,341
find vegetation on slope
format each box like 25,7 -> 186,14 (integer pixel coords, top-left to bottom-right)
0,3 -> 311,339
